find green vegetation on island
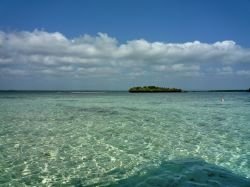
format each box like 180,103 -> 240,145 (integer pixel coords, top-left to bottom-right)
129,86 -> 182,93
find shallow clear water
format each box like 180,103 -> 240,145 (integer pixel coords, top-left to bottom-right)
0,92 -> 249,186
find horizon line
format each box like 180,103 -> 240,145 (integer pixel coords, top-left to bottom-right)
0,89 -> 249,92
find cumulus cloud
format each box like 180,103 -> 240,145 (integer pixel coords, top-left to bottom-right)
0,30 -> 250,79
236,70 -> 250,75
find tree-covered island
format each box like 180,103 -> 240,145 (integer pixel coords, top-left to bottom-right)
129,86 -> 182,93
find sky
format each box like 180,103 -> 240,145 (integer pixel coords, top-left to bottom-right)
0,0 -> 250,90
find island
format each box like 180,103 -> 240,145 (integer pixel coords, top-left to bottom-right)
129,86 -> 182,93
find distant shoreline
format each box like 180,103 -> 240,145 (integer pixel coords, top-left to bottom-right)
0,89 -> 249,93
189,89 -> 250,92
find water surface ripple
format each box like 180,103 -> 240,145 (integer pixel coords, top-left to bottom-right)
0,92 -> 249,186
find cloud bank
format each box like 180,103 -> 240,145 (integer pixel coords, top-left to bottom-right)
0,30 -> 250,89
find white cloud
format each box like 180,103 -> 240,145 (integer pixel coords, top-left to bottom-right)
171,64 -> 200,71
57,66 -> 73,72
214,66 -> 234,75
0,30 -> 250,79
0,68 -> 28,76
236,70 -> 250,76
221,66 -> 233,72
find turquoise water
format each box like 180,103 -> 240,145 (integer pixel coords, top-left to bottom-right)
0,92 -> 249,186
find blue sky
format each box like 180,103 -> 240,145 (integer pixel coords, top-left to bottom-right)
0,0 -> 250,90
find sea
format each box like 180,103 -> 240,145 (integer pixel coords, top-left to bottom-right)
0,91 -> 250,186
